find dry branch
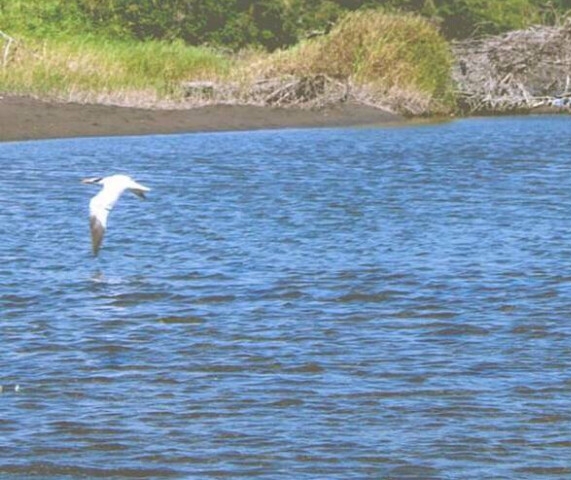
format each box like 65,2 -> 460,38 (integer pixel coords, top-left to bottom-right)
255,74 -> 349,108
452,21 -> 571,113
0,29 -> 16,67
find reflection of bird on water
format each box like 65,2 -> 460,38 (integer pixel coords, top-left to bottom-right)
81,174 -> 150,256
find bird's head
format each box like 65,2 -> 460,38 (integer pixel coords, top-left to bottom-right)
81,177 -> 104,186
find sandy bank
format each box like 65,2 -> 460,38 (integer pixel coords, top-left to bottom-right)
0,96 -> 403,142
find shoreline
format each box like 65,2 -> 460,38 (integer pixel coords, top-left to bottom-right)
0,95 -> 404,143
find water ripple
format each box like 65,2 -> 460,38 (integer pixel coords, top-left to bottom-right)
1,117 -> 571,479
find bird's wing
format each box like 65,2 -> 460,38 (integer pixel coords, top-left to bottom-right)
90,214 -> 106,256
128,179 -> 150,200
129,188 -> 147,199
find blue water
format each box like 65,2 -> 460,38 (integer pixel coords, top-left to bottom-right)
1,116 -> 571,479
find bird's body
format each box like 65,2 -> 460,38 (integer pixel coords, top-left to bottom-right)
81,174 -> 150,256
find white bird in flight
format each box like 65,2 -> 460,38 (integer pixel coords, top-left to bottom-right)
81,174 -> 150,256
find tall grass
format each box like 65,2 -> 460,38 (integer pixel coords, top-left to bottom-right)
1,9 -> 454,114
261,10 -> 454,113
0,35 -> 232,106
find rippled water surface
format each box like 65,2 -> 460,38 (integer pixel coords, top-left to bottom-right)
1,116 -> 571,479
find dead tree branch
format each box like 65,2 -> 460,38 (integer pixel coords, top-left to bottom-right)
452,22 -> 571,113
0,29 -> 16,67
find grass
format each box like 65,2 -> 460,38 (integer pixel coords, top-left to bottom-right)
1,9 -> 454,114
1,34 -> 233,106
260,10 -> 454,114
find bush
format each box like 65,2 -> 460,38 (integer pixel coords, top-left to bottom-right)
72,0 -> 298,51
263,9 -> 454,112
435,0 -> 541,38
1,0 -> 568,49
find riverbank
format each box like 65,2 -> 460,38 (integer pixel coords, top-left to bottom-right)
0,10 -> 453,125
0,95 -> 403,142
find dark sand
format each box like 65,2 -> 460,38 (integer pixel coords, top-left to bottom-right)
0,95 -> 403,142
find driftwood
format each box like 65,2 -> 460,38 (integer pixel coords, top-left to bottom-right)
180,81 -> 217,98
250,74 -> 350,108
0,30 -> 16,67
177,74 -> 352,109
452,22 -> 571,113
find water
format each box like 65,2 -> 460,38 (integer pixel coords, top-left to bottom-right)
1,116 -> 571,479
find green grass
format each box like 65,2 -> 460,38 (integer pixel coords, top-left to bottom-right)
0,0 -> 232,103
1,8 -> 454,114
262,10 -> 454,113
0,34 -> 233,104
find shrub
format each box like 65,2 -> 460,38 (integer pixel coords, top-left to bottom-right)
263,9 -> 454,113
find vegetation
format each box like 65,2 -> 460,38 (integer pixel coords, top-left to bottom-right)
0,35 -> 232,105
1,0 -> 569,114
0,4 -> 453,113
2,0 -> 569,49
260,10 -> 454,113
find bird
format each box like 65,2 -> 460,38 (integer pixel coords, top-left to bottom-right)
81,174 -> 150,256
